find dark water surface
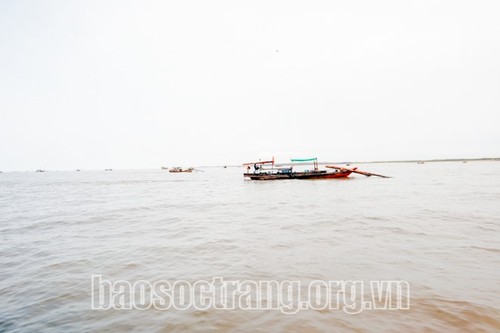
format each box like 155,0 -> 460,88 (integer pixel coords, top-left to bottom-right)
1,162 -> 499,332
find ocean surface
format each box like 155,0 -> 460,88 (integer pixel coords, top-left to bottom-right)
1,162 -> 499,332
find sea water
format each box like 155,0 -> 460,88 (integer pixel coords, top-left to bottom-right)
0,162 -> 499,332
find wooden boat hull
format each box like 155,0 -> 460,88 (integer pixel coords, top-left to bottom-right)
169,167 -> 194,173
244,173 -> 293,180
293,170 -> 353,179
244,170 -> 353,180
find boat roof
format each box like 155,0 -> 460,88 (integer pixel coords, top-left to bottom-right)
242,160 -> 274,166
290,157 -> 317,162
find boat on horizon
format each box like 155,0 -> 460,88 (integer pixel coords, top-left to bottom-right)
169,167 -> 194,173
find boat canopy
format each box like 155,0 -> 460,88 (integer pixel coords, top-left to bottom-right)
291,157 -> 318,171
242,159 -> 274,166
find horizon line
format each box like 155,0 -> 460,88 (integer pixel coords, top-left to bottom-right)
1,157 -> 499,173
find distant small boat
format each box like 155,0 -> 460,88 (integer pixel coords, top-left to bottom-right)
105,169 -> 113,171
76,169 -> 81,172
36,169 -> 45,173
169,167 -> 194,173
161,166 -> 168,170
462,161 -> 467,164
417,161 -> 425,164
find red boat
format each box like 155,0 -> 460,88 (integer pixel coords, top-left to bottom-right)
243,158 -> 355,180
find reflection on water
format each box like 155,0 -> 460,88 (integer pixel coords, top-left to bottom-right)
0,162 -> 499,332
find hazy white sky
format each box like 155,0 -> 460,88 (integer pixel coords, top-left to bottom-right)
1,0 -> 499,170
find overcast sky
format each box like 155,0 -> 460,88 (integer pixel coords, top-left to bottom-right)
1,0 -> 499,170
